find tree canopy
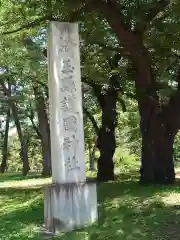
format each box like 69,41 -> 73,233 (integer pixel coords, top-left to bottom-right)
0,0 -> 180,183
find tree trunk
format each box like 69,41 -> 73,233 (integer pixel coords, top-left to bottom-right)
11,103 -> 30,176
0,109 -> 10,173
89,144 -> 96,171
87,54 -> 121,182
1,82 -> 30,175
33,85 -> 51,176
96,88 -> 118,182
140,111 -> 176,184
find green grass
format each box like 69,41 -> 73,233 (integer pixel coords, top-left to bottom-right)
1,170 -> 180,239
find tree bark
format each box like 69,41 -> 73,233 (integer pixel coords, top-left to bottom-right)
11,102 -> 30,176
140,111 -> 176,184
28,113 -> 41,138
96,86 -> 118,181
33,85 -> 51,176
0,109 -> 10,173
86,53 -> 121,182
88,144 -> 96,171
1,83 -> 30,175
83,106 -> 99,135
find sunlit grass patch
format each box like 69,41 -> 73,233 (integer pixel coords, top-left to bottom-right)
1,170 -> 180,239
0,172 -> 51,189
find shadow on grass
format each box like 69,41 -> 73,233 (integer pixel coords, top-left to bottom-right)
0,172 -> 44,182
87,202 -> 180,240
0,187 -> 44,240
1,171 -> 180,240
57,172 -> 180,240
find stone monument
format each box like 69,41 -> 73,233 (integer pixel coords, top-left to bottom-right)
44,21 -> 98,233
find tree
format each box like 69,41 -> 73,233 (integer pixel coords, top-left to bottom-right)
23,37 -> 52,176
32,85 -> 51,176
0,0 -> 131,181
84,53 -> 125,181
80,0 -> 180,184
2,0 -> 180,184
1,81 -> 30,175
0,108 -> 10,173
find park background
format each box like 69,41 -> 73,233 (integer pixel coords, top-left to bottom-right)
1,0 -> 180,239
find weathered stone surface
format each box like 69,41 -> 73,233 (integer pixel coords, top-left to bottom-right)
45,21 -> 98,233
48,21 -> 86,183
44,182 -> 98,233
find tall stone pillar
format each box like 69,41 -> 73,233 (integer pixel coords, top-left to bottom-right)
44,21 -> 98,233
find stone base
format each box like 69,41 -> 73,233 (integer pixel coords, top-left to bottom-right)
44,182 -> 98,233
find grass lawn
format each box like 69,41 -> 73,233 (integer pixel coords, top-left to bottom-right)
1,170 -> 180,240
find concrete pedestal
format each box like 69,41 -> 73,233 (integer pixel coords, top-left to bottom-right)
44,182 -> 98,233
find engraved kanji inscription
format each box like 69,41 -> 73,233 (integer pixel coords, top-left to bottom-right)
60,96 -> 75,112
63,137 -> 71,153
71,135 -> 79,161
63,116 -> 77,132
63,135 -> 80,172
58,26 -> 77,53
59,58 -> 76,93
61,59 -> 75,74
60,77 -> 76,93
